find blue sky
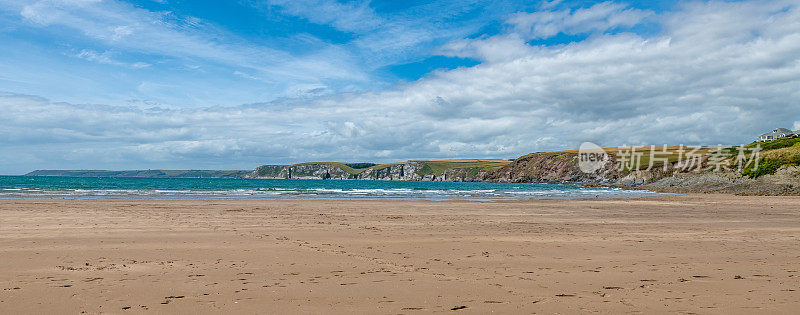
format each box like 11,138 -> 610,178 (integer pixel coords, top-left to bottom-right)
0,0 -> 663,106
1,0 -> 799,173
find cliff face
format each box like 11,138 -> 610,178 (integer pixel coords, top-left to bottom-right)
352,164 -> 402,180
488,152 -> 622,183
250,164 -> 355,180
441,168 -> 493,182
246,161 -> 497,181
291,164 -> 353,180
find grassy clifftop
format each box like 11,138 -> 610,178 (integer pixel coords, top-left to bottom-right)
743,139 -> 800,178
411,159 -> 511,176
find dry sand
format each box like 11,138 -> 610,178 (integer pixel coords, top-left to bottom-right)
1,194 -> 799,314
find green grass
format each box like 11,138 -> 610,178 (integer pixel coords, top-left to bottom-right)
742,143 -> 800,178
518,150 -> 576,160
412,160 -> 511,176
345,163 -> 377,169
745,136 -> 800,151
366,162 -> 404,171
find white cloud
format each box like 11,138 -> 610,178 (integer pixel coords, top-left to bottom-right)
232,71 -> 260,81
19,0 -> 101,25
508,1 -> 653,39
75,49 -> 151,68
130,62 -> 151,69
539,0 -> 563,10
437,34 -> 537,63
265,0 -> 382,33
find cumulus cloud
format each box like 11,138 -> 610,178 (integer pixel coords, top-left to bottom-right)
1,0 -> 799,173
507,1 -> 653,39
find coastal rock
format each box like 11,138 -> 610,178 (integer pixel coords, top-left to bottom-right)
289,164 -> 352,180
357,164 -> 404,180
488,152 -> 621,183
641,166 -> 800,195
247,165 -> 290,179
247,163 -> 353,180
400,161 -> 425,181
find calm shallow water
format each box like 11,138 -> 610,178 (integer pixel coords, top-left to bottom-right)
0,176 -> 668,200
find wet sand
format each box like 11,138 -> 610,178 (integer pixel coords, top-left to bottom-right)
1,195 -> 799,314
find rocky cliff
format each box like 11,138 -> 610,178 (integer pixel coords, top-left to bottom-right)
246,160 -> 507,182
487,152 -> 621,183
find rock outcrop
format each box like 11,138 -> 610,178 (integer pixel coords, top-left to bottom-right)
249,163 -> 355,180
639,166 -> 800,195
488,152 -> 621,183
246,161 -> 497,182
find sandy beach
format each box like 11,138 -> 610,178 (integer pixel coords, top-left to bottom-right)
1,195 -> 799,314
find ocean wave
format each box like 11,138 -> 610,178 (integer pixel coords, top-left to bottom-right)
0,176 -> 669,200
0,187 -> 664,200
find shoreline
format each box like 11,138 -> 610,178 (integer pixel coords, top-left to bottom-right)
11,172 -> 800,196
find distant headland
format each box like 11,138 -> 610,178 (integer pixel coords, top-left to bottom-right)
24,135 -> 800,195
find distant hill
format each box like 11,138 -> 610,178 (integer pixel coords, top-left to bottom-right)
25,170 -> 251,178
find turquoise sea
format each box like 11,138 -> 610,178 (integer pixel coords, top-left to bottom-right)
0,176 -> 666,200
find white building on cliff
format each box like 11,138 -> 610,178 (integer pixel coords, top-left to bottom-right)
757,128 -> 797,142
